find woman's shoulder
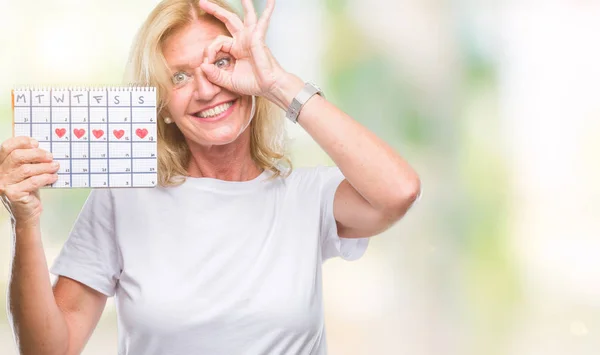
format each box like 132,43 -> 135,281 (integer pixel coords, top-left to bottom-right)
282,164 -> 343,190
287,164 -> 341,179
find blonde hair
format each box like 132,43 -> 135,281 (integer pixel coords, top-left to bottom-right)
124,0 -> 292,187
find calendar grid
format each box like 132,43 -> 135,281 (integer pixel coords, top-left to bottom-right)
12,87 -> 157,188
17,122 -> 153,125
68,90 -> 73,187
106,89 -> 110,187
87,90 -> 91,187
50,89 -> 54,186
57,172 -> 156,175
53,90 -> 57,178
50,90 -> 54,171
29,91 -> 32,138
12,105 -> 155,108
130,91 -> 133,183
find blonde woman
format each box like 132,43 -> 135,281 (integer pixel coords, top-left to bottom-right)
1,0 -> 421,354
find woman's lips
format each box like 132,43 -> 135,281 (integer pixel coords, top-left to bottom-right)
191,99 -> 237,123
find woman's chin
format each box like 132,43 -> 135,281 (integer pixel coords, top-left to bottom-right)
194,125 -> 247,146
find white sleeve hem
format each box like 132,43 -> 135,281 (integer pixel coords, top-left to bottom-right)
328,236 -> 370,262
319,166 -> 370,262
50,261 -> 116,297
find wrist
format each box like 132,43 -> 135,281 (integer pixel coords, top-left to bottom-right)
267,72 -> 305,111
13,218 -> 41,233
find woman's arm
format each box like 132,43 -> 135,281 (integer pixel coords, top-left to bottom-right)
8,223 -> 70,355
1,137 -> 108,355
8,222 -> 108,355
198,0 -> 421,239
269,74 -> 422,239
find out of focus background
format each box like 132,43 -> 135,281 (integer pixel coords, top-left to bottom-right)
1,0 -> 599,354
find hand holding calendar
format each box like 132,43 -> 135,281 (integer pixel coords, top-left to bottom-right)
0,136 -> 59,225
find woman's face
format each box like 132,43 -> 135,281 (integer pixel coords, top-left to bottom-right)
162,19 -> 253,147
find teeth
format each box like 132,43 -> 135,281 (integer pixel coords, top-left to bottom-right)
197,101 -> 233,118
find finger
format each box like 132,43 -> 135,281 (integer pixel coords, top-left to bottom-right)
199,0 -> 244,35
250,39 -> 280,86
7,148 -> 53,167
4,173 -> 58,202
200,59 -> 234,91
241,0 -> 257,25
0,137 -> 38,164
257,0 -> 275,36
205,35 -> 235,64
8,162 -> 60,185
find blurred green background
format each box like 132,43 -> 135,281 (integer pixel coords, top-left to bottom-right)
1,0 -> 599,354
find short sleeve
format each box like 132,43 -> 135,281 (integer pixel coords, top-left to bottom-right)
50,189 -> 122,297
318,166 -> 370,262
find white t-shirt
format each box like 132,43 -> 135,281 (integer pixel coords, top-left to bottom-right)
50,165 -> 369,355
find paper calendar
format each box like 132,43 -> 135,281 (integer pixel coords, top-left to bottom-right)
11,87 -> 158,188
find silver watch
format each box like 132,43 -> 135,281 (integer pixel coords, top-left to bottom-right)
285,82 -> 325,123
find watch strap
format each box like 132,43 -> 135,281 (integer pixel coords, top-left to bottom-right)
285,82 -> 324,123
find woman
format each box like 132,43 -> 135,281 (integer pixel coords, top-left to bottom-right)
2,0 -> 421,354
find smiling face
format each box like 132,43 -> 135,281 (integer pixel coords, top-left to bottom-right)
161,19 -> 254,148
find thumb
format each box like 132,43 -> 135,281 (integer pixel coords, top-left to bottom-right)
201,62 -> 233,90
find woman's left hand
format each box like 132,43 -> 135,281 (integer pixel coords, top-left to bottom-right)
199,0 -> 287,99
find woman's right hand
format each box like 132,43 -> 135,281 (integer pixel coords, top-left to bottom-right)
0,136 -> 60,226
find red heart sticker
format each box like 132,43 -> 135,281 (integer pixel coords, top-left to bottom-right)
136,128 -> 148,139
113,129 -> 125,139
93,129 -> 104,139
74,128 -> 86,139
55,128 -> 66,138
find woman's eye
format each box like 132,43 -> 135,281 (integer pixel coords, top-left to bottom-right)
172,72 -> 190,85
215,57 -> 232,69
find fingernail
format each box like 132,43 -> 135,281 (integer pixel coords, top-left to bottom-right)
52,161 -> 60,167
30,138 -> 38,147
46,152 -> 53,159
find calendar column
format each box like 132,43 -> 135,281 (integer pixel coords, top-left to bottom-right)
89,89 -> 109,188
68,90 -> 90,188
108,89 -> 132,187
131,89 -> 158,187
12,90 -> 33,146
31,90 -> 51,149
47,90 -> 72,188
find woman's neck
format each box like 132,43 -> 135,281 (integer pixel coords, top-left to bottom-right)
185,135 -> 262,182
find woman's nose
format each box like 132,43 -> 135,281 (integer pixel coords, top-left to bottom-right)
192,69 -> 221,101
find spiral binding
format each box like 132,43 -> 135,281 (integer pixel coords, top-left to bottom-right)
12,86 -> 156,92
